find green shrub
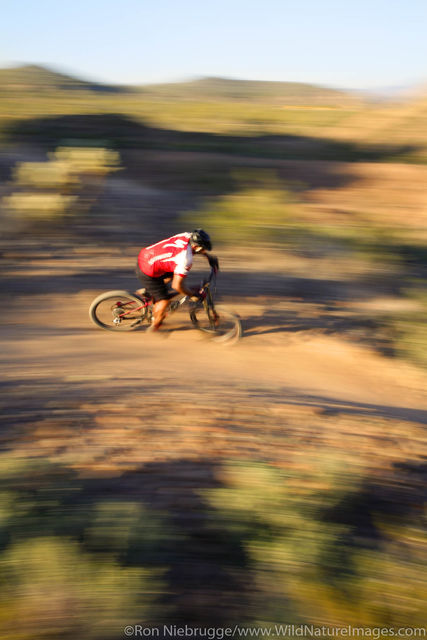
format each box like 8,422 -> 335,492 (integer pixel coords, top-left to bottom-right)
385,287 -> 427,368
0,456 -> 165,638
2,146 -> 121,221
182,170 -> 302,245
3,192 -> 78,218
0,536 -> 160,639
51,146 -> 121,175
203,460 -> 427,626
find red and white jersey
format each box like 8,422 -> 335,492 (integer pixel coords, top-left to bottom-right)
138,233 -> 193,278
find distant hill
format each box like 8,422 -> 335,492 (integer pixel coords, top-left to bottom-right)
0,65 -> 359,104
137,76 -> 357,105
0,64 -> 129,94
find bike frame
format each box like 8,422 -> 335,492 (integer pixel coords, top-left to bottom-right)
90,266 -> 240,341
115,268 -> 217,325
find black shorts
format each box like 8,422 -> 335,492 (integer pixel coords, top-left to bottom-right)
136,264 -> 173,302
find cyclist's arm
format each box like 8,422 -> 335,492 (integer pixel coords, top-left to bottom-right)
171,274 -> 195,297
198,250 -> 219,272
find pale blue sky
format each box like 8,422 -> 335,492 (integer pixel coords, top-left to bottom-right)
1,0 -> 427,89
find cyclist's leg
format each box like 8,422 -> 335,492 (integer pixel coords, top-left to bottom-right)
135,266 -> 173,330
152,298 -> 170,330
135,264 -> 149,297
151,273 -> 175,329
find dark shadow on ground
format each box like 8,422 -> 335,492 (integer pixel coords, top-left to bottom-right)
247,388 -> 427,426
242,307 -> 395,356
0,265 -> 401,300
317,462 -> 427,587
6,113 -> 420,165
86,460 -> 253,625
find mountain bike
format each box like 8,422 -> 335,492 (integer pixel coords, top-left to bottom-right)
88,268 -> 242,344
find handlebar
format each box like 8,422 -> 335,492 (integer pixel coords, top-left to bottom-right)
201,266 -> 217,289
170,268 -> 217,310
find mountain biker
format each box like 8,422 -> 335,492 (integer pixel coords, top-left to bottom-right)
136,229 -> 219,331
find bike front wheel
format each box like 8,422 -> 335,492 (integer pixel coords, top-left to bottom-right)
190,304 -> 242,344
89,290 -> 149,331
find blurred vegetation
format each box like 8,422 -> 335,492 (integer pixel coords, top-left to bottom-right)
204,460 -> 427,627
383,287 -> 427,369
2,145 -> 121,220
0,537 -> 152,639
0,455 -> 165,639
182,170 -> 303,245
1,450 -> 424,636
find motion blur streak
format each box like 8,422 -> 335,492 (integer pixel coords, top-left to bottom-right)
0,65 -> 426,638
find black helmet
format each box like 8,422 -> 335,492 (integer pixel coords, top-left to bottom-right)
190,229 -> 212,251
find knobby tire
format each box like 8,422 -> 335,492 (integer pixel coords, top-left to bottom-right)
89,290 -> 147,331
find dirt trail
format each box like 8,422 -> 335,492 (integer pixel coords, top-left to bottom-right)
2,289 -> 426,417
1,282 -> 426,486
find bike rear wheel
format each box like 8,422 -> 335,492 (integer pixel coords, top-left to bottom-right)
89,290 -> 149,331
190,304 -> 242,344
